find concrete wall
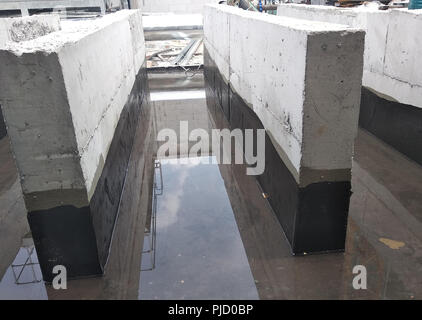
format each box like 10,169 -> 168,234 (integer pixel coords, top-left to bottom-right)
138,0 -> 220,14
0,10 -> 145,202
0,14 -> 60,47
277,4 -> 422,109
204,4 -> 364,184
0,0 -> 106,16
0,10 -> 147,280
204,4 -> 364,254
59,11 -> 146,199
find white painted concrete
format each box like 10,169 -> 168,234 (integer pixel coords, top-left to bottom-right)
277,4 -> 422,109
204,4 -> 364,183
0,10 -> 146,200
138,0 -> 220,14
0,14 -> 60,47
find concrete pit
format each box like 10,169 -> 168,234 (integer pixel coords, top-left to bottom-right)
0,3 -> 421,300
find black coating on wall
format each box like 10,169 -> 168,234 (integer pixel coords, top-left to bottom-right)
204,48 -> 351,254
27,65 -> 149,282
89,65 -> 149,267
0,105 -> 6,139
28,205 -> 103,282
359,87 -> 422,166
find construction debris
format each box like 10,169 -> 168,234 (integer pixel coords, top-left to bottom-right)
146,39 -> 204,68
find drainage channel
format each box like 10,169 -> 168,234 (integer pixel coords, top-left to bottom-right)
0,70 -> 420,300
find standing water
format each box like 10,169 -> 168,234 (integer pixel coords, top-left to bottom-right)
138,156 -> 259,299
0,70 -> 421,300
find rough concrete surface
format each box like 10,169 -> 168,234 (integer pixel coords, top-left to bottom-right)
204,4 -> 365,184
0,10 -> 146,204
277,4 -> 422,109
0,14 -> 61,47
0,9 -> 150,281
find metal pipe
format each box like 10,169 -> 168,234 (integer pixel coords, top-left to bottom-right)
179,39 -> 202,66
172,39 -> 196,65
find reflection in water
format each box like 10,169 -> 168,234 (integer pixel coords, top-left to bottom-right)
0,238 -> 47,300
141,160 -> 162,272
139,156 -> 259,300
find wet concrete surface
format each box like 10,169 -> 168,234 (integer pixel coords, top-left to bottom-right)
0,75 -> 421,299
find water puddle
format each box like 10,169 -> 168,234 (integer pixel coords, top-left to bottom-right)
0,238 -> 47,300
138,156 -> 259,300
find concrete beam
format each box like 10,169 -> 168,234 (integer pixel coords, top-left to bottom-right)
277,4 -> 422,166
205,4 -> 364,185
277,4 -> 422,109
204,4 -> 365,254
0,10 -> 148,281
